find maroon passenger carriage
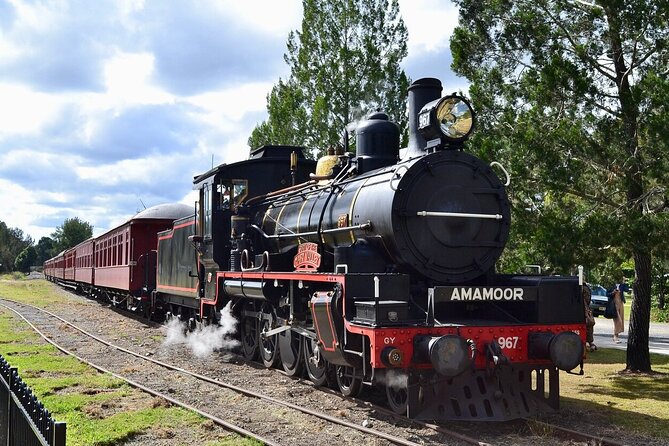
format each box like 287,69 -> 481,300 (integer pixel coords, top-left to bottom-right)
44,204 -> 192,314
92,203 -> 193,312
43,256 -> 58,281
74,238 -> 94,288
63,249 -> 76,282
44,253 -> 65,282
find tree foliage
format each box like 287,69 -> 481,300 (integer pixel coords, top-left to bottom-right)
451,0 -> 669,372
0,221 -> 33,272
35,236 -> 56,265
51,217 -> 93,253
14,246 -> 37,273
249,0 -> 410,155
248,78 -> 309,149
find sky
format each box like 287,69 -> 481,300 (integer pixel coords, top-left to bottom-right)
0,0 -> 466,242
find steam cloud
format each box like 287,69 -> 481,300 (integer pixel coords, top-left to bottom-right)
376,369 -> 409,389
163,301 -> 240,358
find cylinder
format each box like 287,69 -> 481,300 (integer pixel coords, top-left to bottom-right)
222,279 -> 265,300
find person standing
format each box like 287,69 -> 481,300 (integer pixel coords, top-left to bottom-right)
582,284 -> 596,351
612,288 -> 625,343
612,277 -> 630,343
617,277 -> 630,302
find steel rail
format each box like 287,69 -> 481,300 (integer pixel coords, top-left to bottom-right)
315,386 -> 493,446
521,418 -> 627,446
0,300 -> 280,446
0,298 -> 425,446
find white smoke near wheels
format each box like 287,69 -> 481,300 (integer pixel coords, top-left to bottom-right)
376,369 -> 409,389
163,301 -> 240,358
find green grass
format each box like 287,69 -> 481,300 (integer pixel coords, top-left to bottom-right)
0,277 -> 70,306
0,272 -> 27,280
0,279 -> 260,446
561,348 -> 669,439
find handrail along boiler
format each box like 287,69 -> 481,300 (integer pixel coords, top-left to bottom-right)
44,77 -> 586,421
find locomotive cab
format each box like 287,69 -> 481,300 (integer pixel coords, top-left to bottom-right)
190,146 -> 316,301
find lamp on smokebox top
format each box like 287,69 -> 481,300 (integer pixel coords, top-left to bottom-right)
417,95 -> 475,150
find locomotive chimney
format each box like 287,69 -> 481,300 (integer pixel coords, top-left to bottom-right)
404,78 -> 442,159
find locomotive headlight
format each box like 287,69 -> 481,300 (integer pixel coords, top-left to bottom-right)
417,95 -> 475,145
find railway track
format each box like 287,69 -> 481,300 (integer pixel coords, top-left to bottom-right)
320,386 -> 628,446
0,297 -> 477,446
0,296 -> 629,446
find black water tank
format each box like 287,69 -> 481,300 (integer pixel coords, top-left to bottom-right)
355,112 -> 400,174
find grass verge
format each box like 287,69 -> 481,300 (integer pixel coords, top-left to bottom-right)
560,348 -> 669,439
0,279 -> 261,446
0,275 -> 70,306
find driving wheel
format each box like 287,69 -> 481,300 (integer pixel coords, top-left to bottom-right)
386,382 -> 409,415
279,329 -> 304,376
259,304 -> 280,368
335,365 -> 363,397
303,337 -> 333,386
240,315 -> 259,361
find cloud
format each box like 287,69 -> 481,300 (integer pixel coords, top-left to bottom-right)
86,102 -> 206,162
402,47 -> 470,94
0,0 -> 462,246
0,150 -> 79,189
399,0 -> 459,54
0,0 -> 125,92
0,83 -> 65,136
0,1 -> 16,29
133,1 -> 291,95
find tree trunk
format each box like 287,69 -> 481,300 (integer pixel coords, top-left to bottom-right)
660,269 -> 666,310
603,4 -> 653,372
626,249 -> 652,372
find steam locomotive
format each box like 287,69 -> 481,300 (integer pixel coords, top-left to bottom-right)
45,77 -> 586,421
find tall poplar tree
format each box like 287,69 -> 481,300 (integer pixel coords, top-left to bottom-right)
451,0 -> 669,372
249,0 -> 410,155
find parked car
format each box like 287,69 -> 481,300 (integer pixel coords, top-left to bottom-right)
589,285 -> 609,317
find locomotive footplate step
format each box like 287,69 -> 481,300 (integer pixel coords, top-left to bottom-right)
353,299 -> 409,325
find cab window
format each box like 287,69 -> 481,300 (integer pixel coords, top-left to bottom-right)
217,182 -> 231,210
232,179 -> 248,210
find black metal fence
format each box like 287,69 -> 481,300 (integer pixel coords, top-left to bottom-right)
0,354 -> 66,446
